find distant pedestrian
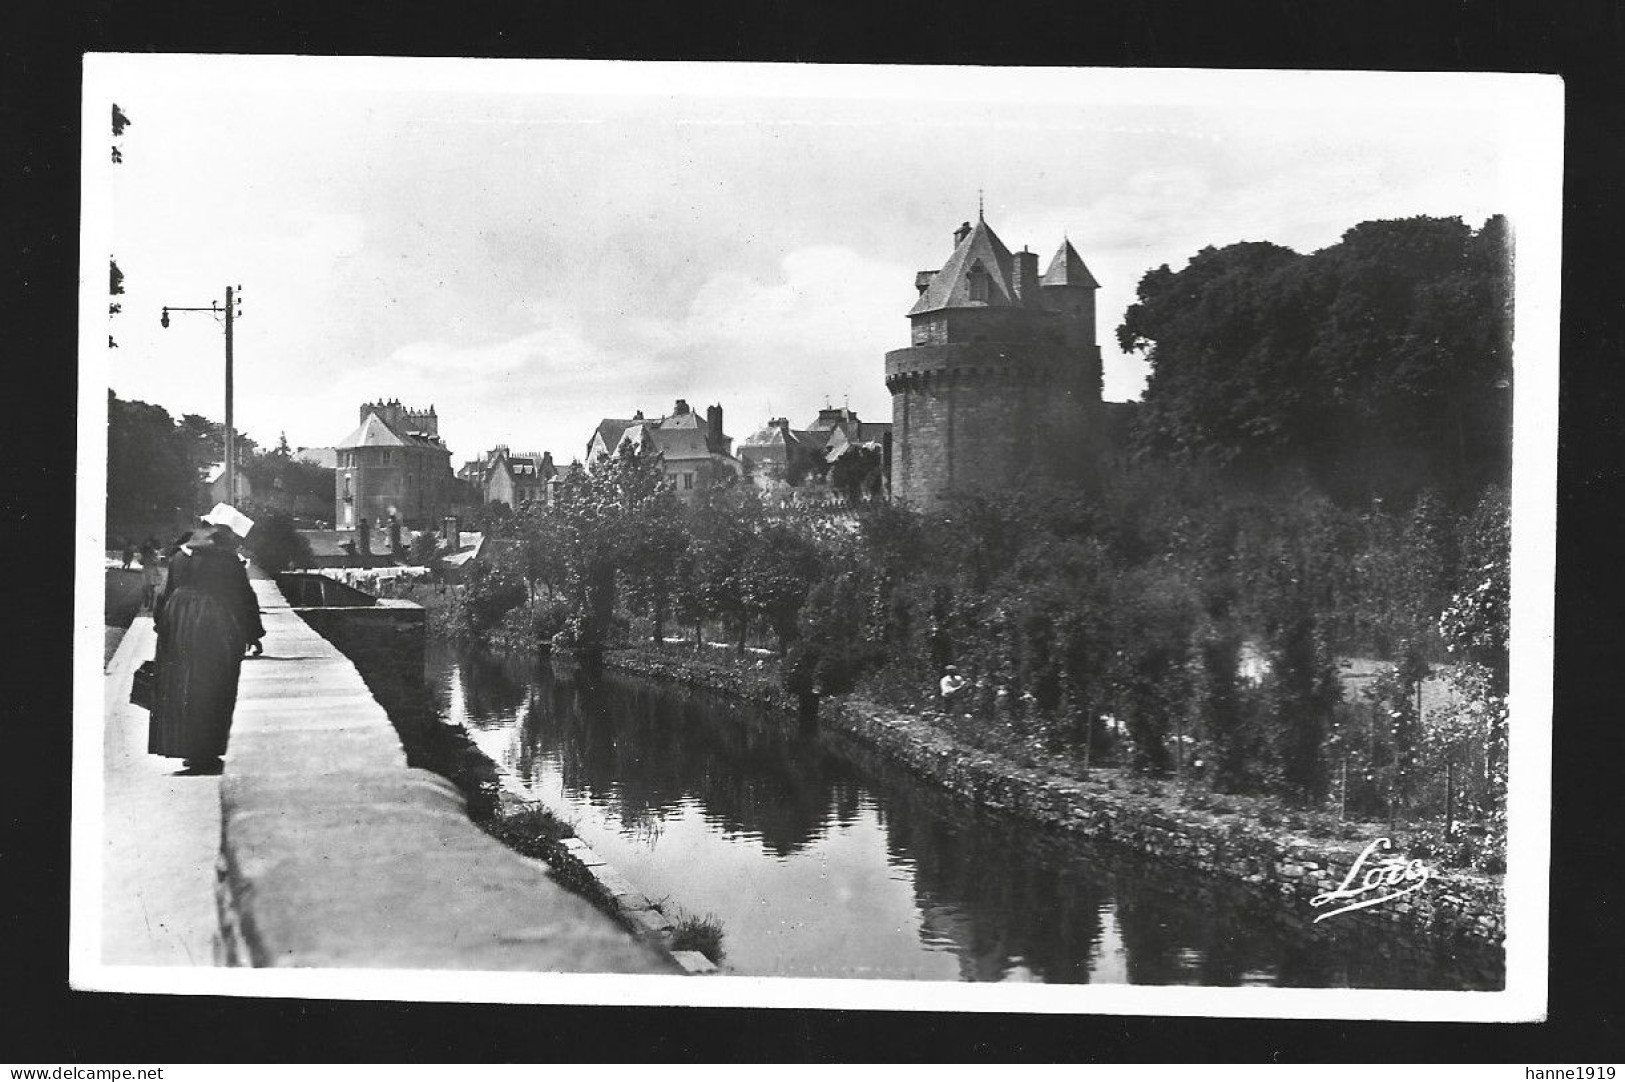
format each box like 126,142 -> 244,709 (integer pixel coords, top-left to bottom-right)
120,541 -> 135,570
138,538 -> 161,611
149,518 -> 264,775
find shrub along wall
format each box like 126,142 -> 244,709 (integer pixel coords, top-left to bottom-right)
603,647 -> 1504,950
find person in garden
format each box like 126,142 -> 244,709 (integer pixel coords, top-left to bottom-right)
149,507 -> 264,776
939,665 -> 967,705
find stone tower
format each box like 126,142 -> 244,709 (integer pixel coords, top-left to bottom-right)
884,213 -> 1103,504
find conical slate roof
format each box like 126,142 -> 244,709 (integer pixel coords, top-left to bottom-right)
336,410 -> 407,450
1040,237 -> 1099,289
908,217 -> 1018,315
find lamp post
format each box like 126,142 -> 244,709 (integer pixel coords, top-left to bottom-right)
161,285 -> 242,504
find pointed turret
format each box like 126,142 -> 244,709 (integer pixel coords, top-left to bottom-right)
1040,237 -> 1099,289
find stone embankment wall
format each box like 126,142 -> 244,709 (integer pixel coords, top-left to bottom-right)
294,600 -> 426,686
486,793 -> 718,976
603,648 -> 1504,949
287,599 -> 715,974
605,649 -> 797,711
215,580 -> 674,973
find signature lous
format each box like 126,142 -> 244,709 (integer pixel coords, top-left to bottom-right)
1309,837 -> 1435,923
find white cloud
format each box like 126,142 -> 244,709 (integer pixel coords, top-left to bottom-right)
94,62 -> 1517,455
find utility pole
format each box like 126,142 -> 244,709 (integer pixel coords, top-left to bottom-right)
225,285 -> 235,504
162,285 -> 243,504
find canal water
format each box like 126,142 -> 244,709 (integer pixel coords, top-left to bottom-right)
426,643 -> 1503,988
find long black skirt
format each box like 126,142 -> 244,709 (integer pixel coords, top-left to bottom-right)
149,587 -> 246,759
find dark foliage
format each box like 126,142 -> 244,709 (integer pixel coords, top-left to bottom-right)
1120,215 -> 1511,503
242,505 -> 314,573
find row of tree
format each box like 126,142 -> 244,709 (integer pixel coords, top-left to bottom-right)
106,391 -> 332,540
462,450 -> 828,659
459,440 -> 1506,858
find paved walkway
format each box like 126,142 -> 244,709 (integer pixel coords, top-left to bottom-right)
101,616 -> 222,965
101,576 -> 668,974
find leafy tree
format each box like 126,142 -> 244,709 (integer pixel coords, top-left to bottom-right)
540,441 -> 677,653
242,504 -> 314,573
107,391 -> 198,532
408,530 -> 440,566
1363,640 -> 1430,821
618,480 -> 687,644
1195,619 -> 1255,792
239,446 -> 333,521
828,445 -> 884,504
680,485 -> 763,650
738,519 -> 822,656
174,413 -> 257,477
1107,561 -> 1200,773
457,559 -> 528,638
1436,484 -> 1510,866
1119,216 -> 1512,501
1264,592 -> 1343,807
469,499 -> 515,536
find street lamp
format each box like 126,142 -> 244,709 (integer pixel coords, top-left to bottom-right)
160,285 -> 243,505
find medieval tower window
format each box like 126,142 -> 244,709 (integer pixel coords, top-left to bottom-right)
968,261 -> 990,303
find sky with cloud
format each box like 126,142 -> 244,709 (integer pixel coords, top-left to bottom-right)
90,59 -> 1522,467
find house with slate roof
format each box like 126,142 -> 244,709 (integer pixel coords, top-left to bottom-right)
884,211 -> 1105,504
737,405 -> 891,492
464,446 -> 557,510
333,399 -> 457,532
586,399 -> 740,502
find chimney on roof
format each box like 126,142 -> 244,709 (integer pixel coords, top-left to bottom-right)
633,409 -> 644,420
954,221 -> 973,248
673,398 -> 690,416
1012,248 -> 1040,302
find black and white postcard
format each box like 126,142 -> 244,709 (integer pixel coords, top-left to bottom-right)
73,56 -> 1560,1022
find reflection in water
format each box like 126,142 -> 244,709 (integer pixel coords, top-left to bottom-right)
428,643 -> 1503,988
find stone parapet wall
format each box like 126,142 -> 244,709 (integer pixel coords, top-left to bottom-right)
213,580 -> 671,973
293,601 -> 426,686
602,647 -> 1504,949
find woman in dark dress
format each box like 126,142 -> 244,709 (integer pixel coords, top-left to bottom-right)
150,524 -> 264,774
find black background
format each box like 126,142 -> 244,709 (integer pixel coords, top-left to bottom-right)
4,0 -> 1620,1063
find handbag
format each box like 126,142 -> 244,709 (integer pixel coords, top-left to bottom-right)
129,660 -> 156,711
